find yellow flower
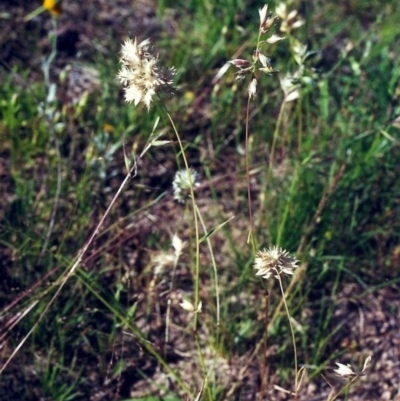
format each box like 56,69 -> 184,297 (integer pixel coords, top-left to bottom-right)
43,0 -> 62,17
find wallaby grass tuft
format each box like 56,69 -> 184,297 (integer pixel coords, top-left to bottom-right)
1,0 -> 400,400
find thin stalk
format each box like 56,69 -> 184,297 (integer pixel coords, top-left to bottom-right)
327,374 -> 363,401
297,94 -> 303,153
165,112 -> 201,331
194,203 -> 220,329
244,27 -> 263,247
269,100 -> 286,171
37,17 -> 62,266
259,291 -> 270,400
195,331 -> 212,400
165,235 -> 183,348
245,94 -> 256,250
276,273 -> 298,399
276,167 -> 299,245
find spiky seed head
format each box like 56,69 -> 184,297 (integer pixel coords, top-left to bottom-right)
334,363 -> 356,377
117,37 -> 175,109
172,168 -> 200,203
254,246 -> 298,280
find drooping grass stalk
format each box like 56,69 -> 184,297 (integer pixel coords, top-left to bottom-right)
0,159 -> 138,374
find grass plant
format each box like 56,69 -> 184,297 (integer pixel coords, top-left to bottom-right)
1,0 -> 400,400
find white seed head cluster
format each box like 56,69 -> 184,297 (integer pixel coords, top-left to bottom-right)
334,355 -> 372,377
254,246 -> 298,280
117,38 -> 175,109
172,168 -> 200,203
333,363 -> 356,377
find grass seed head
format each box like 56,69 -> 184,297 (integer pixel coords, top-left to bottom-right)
172,168 -> 200,203
180,299 -> 202,313
248,78 -> 257,99
334,363 -> 356,377
254,246 -> 298,280
230,3 -> 281,86
117,37 -> 175,109
259,4 -> 269,29
276,2 -> 305,34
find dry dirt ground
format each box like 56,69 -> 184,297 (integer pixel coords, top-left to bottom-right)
1,1 -> 400,400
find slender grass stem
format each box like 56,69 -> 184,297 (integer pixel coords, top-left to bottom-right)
276,272 -> 298,398
269,100 -> 286,171
37,17 -> 61,266
259,291 -> 270,400
165,112 -> 201,331
194,203 -> 220,329
327,374 -> 362,401
245,95 -> 256,250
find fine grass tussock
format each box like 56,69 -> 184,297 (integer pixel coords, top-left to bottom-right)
2,1 -> 400,400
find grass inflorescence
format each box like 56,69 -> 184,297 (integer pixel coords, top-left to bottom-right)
1,0 -> 400,400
